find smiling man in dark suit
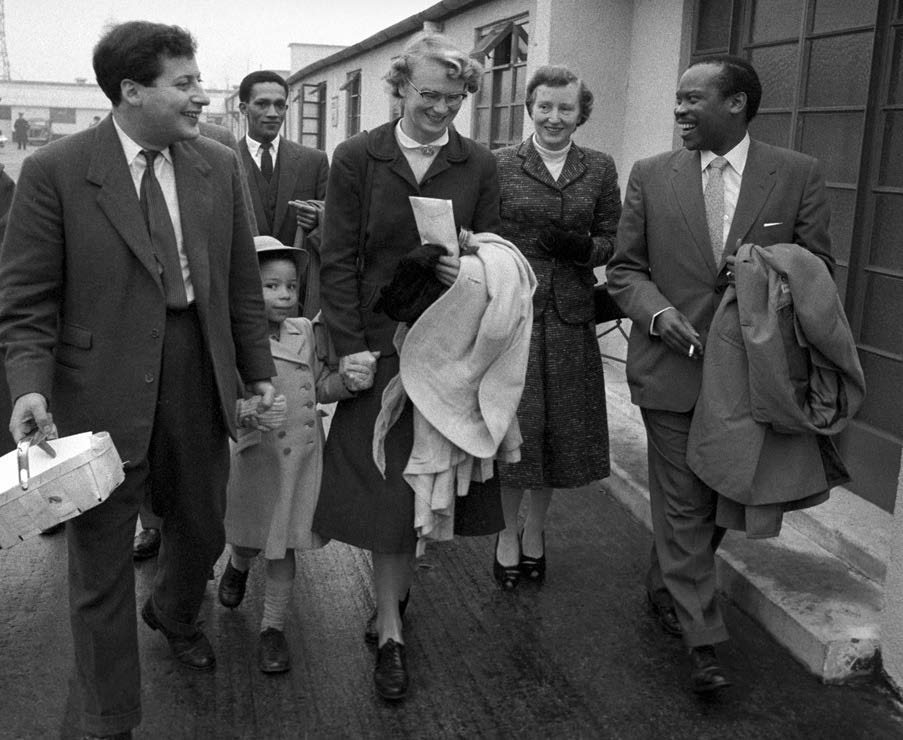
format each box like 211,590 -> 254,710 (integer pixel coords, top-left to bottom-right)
236,71 -> 328,314
607,55 -> 833,694
0,21 -> 275,739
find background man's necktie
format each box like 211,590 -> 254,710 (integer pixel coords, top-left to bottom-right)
261,142 -> 273,182
140,150 -> 188,309
704,156 -> 728,265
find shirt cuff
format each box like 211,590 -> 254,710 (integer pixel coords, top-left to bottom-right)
650,307 -> 676,336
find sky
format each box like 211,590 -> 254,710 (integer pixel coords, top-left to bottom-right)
3,0 -> 433,89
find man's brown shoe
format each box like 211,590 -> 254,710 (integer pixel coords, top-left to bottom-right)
140,599 -> 215,671
647,591 -> 682,637
690,645 -> 731,694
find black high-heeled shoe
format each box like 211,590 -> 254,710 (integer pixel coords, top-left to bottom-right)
520,531 -> 546,583
493,533 -> 520,590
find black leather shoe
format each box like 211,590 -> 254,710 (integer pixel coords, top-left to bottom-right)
493,533 -> 520,590
218,559 -> 249,609
364,590 -> 410,645
647,592 -> 682,637
258,627 -> 291,673
690,645 -> 732,694
520,531 -> 546,583
374,638 -> 409,701
132,528 -> 160,560
140,599 -> 215,671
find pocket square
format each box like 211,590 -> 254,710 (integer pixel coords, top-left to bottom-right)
764,222 -> 782,227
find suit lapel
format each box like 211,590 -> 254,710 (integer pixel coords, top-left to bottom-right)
87,118 -> 163,290
172,141 -> 213,311
669,149 -> 718,275
240,139 -> 268,230
726,139 -> 777,257
273,140 -> 296,238
519,139 -> 559,189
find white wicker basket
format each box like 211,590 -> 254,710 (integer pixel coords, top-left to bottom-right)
0,431 -> 124,548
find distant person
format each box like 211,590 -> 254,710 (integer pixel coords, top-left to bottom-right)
0,20 -> 275,739
13,113 -> 28,150
237,71 -> 328,316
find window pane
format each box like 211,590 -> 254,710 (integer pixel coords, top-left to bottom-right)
799,112 -> 863,183
812,0 -> 878,33
476,73 -> 490,106
751,44 -> 798,108
827,188 -> 855,265
512,103 -> 524,141
696,0 -> 732,50
491,33 -> 512,66
748,112 -> 792,147
805,32 -> 873,107
890,29 -> 903,104
513,66 -> 526,104
833,264 -> 848,298
492,106 -> 511,144
516,25 -> 529,62
871,193 -> 903,271
493,68 -> 513,104
857,351 -> 903,439
750,0 -> 804,43
879,111 -> 903,187
861,273 -> 903,361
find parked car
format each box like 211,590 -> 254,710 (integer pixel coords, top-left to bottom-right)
27,118 -> 52,146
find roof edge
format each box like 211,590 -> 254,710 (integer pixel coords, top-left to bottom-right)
286,0 -> 490,85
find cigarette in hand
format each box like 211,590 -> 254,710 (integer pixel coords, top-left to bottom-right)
688,345 -> 695,359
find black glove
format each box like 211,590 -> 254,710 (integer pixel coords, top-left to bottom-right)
373,244 -> 447,325
537,226 -> 594,263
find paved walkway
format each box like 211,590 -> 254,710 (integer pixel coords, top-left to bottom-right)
3,477 -> 903,738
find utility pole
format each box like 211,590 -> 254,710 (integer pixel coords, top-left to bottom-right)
0,0 -> 10,81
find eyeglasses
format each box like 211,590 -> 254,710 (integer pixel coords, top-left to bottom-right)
406,79 -> 468,107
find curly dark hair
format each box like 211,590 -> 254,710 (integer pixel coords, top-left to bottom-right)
525,65 -> 594,127
93,21 -> 197,105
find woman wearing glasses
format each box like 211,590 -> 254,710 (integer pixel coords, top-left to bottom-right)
491,66 -> 621,589
312,32 -> 501,701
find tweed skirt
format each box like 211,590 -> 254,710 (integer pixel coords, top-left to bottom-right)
498,307 -> 610,489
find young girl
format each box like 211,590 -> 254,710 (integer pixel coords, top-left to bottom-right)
218,235 -> 372,673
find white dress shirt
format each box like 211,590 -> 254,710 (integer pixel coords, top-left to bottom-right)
246,134 -> 281,173
112,115 -> 194,303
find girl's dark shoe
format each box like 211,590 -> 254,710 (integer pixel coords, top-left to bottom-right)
258,628 -> 291,673
218,559 -> 249,609
374,638 -> 409,701
493,533 -> 520,590
520,531 -> 546,583
364,590 -> 410,645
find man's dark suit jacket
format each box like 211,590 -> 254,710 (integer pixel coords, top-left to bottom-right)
239,136 -> 328,246
607,139 -> 834,413
0,115 -> 275,464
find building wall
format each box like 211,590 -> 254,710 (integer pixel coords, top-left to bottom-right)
618,0 -> 686,191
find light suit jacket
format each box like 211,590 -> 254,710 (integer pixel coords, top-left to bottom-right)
607,139 -> 834,412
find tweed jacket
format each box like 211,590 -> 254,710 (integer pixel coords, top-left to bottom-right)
240,136 -> 328,247
0,116 -> 275,463
319,120 -> 500,357
494,138 -> 620,323
607,139 -> 834,413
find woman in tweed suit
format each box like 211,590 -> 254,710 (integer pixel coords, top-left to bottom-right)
492,66 -> 621,588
